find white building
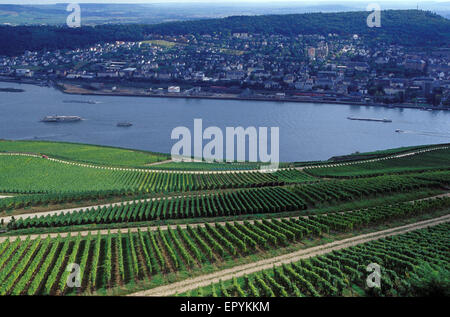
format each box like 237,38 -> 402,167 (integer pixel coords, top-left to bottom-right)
168,86 -> 181,93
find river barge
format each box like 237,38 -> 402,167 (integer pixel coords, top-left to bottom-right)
347,117 -> 392,123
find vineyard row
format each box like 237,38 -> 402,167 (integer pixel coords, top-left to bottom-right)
188,223 -> 450,297
8,175 -> 444,230
0,197 -> 449,295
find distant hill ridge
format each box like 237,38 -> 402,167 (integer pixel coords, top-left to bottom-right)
0,10 -> 448,56
147,10 -> 450,44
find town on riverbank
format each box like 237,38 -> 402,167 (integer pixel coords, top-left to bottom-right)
1,13 -> 449,111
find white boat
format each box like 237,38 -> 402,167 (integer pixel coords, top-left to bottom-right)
41,115 -> 83,122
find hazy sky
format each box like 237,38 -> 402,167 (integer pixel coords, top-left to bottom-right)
0,0 -> 448,4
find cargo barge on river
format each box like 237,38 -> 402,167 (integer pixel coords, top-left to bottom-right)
347,117 -> 392,123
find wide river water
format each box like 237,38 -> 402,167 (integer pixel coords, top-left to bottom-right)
1,82 -> 449,162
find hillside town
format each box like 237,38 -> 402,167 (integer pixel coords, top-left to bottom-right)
1,32 -> 450,108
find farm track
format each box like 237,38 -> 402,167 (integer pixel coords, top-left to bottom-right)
128,214 -> 450,297
1,192 -> 448,243
0,144 -> 447,224
144,159 -> 173,166
0,145 -> 447,174
4,176 -> 445,223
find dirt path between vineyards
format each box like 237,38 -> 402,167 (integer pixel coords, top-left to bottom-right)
0,195 -> 180,224
0,211 -> 350,242
128,214 -> 450,297
1,192 -> 448,242
144,159 -> 173,166
1,183 -> 448,225
0,146 -> 447,224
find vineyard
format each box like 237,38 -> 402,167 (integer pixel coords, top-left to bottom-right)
0,197 -> 448,295
2,169 -> 446,214
7,175 -> 445,229
0,156 -> 315,195
0,140 -> 168,167
415,170 -> 450,186
0,140 -> 281,172
307,147 -> 450,178
186,223 -> 450,297
148,161 -> 271,171
0,141 -> 450,298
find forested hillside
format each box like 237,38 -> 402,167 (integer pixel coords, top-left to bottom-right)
146,10 -> 450,43
0,10 -> 449,56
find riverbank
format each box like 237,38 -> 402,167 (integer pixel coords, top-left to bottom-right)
0,88 -> 25,93
1,78 -> 450,163
2,77 -> 449,111
0,76 -> 50,87
57,82 -> 450,111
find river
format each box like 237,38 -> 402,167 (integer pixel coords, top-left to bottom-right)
0,82 -> 449,162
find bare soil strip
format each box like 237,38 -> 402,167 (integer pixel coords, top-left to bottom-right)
0,145 -> 447,223
144,160 -> 173,166
0,193 -> 197,224
128,214 -> 450,296
1,186 -> 448,226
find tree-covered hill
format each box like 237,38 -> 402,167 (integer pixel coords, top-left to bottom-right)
145,9 -> 450,43
0,10 -> 448,56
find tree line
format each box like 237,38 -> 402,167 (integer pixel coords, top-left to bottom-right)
0,10 -> 448,56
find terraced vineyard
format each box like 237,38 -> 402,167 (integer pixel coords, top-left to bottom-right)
307,146 -> 450,178
7,175 -> 445,229
0,197 -> 448,295
0,155 -> 311,195
0,140 -> 281,171
0,140 -> 169,167
187,223 -> 450,297
148,161 -> 269,171
1,141 -> 450,298
415,171 -> 450,185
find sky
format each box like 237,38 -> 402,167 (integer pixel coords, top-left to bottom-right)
0,0 -> 448,4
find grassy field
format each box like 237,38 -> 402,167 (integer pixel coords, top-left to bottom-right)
0,140 -> 283,171
0,155 -> 139,193
0,155 -> 310,197
348,145 -> 431,156
140,40 -> 179,48
151,161 -> 263,171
